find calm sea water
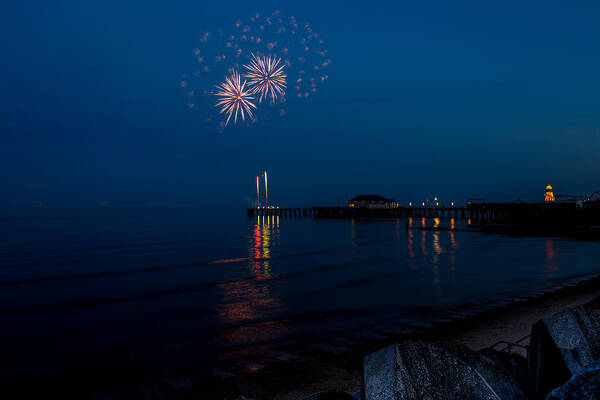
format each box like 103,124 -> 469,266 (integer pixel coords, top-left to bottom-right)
1,207 -> 599,380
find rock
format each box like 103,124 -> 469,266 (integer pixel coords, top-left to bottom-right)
529,305 -> 600,399
469,348 -> 531,399
362,341 -> 530,400
545,361 -> 600,399
303,390 -> 357,399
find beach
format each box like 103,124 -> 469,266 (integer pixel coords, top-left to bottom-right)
201,275 -> 600,400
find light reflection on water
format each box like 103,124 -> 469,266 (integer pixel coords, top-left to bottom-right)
0,208 -> 598,382
216,214 -> 287,345
407,218 -> 415,259
545,239 -> 559,274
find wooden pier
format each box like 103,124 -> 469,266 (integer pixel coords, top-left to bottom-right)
247,207 -> 315,217
466,201 -> 600,226
312,206 -> 468,219
248,200 -> 600,227
466,202 -> 579,224
247,206 -> 467,219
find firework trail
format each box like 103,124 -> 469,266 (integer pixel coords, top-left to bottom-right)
264,171 -> 268,206
256,175 -> 260,205
214,70 -> 256,126
244,53 -> 287,103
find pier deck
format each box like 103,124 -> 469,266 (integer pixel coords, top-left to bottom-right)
248,201 -> 600,226
247,206 -> 467,219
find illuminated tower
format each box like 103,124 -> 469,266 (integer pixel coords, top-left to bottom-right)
545,185 -> 555,202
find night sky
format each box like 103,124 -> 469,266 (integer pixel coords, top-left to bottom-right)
2,1 -> 599,208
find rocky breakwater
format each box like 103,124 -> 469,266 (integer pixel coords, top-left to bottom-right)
362,298 -> 600,400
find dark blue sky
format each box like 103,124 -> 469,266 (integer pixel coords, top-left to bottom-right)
2,1 -> 599,207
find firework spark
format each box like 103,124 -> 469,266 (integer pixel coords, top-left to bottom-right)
244,53 -> 287,103
214,71 -> 256,126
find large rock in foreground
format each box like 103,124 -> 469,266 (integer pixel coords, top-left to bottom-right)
545,360 -> 600,399
362,341 -> 530,400
529,305 -> 600,399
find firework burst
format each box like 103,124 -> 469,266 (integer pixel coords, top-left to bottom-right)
183,11 -> 330,130
244,53 -> 287,103
214,70 -> 257,126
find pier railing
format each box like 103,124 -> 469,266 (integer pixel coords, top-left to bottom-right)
247,206 -> 467,219
247,207 -> 315,217
313,206 -> 468,219
248,201 -> 600,227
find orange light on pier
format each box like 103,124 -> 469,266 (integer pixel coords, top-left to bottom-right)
545,185 -> 555,202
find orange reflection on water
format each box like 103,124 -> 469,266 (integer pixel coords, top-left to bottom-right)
252,216 -> 263,276
217,277 -> 288,345
217,279 -> 268,322
450,232 -> 459,251
545,239 -> 559,273
209,257 -> 249,264
220,319 -> 289,346
432,231 -> 443,255
254,214 -> 280,280
250,215 -> 279,280
449,230 -> 458,285
216,214 -> 286,344
407,228 -> 415,258
260,216 -> 272,279
432,230 -> 442,296
410,218 -> 461,295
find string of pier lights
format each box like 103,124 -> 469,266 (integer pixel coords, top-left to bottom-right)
407,198 -> 456,207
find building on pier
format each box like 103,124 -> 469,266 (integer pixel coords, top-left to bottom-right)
346,194 -> 398,209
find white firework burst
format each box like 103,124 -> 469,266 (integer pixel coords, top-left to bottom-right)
214,70 -> 257,126
243,53 -> 287,103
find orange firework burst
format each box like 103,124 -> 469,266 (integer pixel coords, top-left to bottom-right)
244,53 -> 287,103
214,70 -> 257,126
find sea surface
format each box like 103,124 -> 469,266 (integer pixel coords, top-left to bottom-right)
1,206 -> 600,381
